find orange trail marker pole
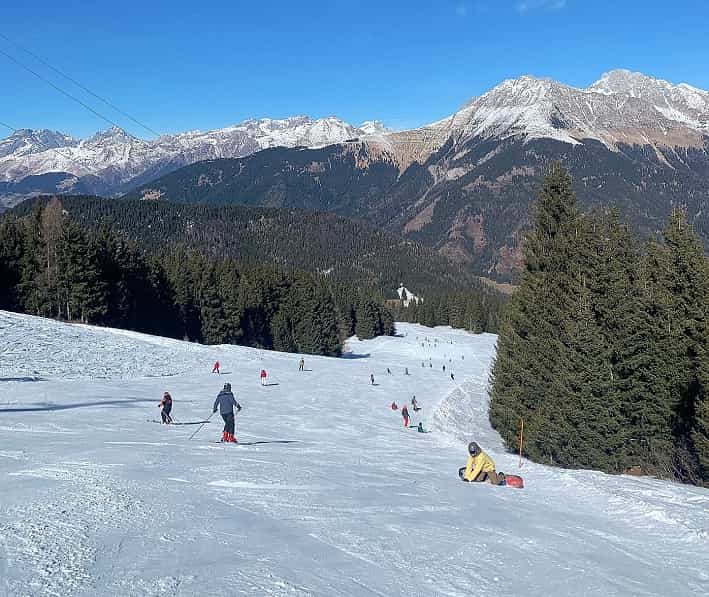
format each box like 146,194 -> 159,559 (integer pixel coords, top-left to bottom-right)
518,418 -> 524,468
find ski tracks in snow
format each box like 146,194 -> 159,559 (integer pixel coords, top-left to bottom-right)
0,462 -> 148,596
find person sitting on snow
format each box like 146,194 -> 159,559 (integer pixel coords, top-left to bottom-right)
391,401 -> 398,410
459,441 -> 501,485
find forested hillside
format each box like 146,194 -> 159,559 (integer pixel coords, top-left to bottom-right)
0,199 -> 398,355
123,137 -> 709,281
489,165 -> 709,486
12,195 -> 497,298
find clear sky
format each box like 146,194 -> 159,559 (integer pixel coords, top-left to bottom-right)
2,0 -> 708,139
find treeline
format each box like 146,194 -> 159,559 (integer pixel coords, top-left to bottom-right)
490,165 -> 709,486
392,292 -> 504,334
0,199 -> 395,355
10,195 -> 498,301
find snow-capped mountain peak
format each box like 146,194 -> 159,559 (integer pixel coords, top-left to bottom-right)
359,120 -> 390,136
426,69 -> 709,150
0,115 -> 365,186
2,69 -> 708,203
0,128 -> 78,159
83,126 -> 142,147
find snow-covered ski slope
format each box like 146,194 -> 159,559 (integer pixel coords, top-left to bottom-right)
0,310 -> 707,597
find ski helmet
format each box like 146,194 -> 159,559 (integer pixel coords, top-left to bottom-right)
224,382 -> 231,391
468,441 -> 480,456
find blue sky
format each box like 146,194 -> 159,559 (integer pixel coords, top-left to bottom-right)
2,0 -> 708,138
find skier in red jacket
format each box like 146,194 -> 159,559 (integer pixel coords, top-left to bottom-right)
260,369 -> 267,386
212,361 -> 220,374
401,404 -> 410,428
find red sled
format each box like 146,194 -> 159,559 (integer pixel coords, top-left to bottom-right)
504,475 -> 524,489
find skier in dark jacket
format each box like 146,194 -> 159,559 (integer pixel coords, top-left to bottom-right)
159,391 -> 173,424
213,382 -> 241,443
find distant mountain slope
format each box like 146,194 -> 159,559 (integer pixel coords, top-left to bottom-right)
10,195 -> 490,297
5,70 -> 709,279
0,117 -> 387,207
125,134 -> 709,280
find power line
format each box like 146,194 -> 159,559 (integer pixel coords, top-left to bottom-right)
0,32 -> 161,138
0,46 -> 131,135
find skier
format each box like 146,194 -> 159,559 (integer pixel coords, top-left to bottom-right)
213,382 -> 241,443
416,422 -> 430,433
212,361 -> 220,374
459,442 -> 501,485
159,391 -> 173,424
404,367 -> 409,376
442,364 -> 446,372
401,404 -> 410,428
387,367 -> 391,375
370,373 -> 375,385
299,357 -> 305,372
411,396 -> 421,411
260,369 -> 267,386
450,372 -> 455,381
391,401 -> 398,410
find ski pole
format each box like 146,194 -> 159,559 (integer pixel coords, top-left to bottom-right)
189,411 -> 215,440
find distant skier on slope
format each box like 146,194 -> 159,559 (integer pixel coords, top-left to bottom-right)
213,382 -> 241,443
212,361 -> 220,374
159,391 -> 173,424
299,357 -> 305,372
260,369 -> 267,386
411,396 -> 421,411
391,401 -> 398,410
370,373 -> 375,385
401,404 -> 410,428
459,442 -> 502,485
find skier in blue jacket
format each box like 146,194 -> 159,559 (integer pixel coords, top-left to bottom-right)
213,382 -> 241,443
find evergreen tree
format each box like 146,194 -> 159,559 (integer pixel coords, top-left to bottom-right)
0,219 -> 23,310
693,350 -> 709,484
646,210 -> 709,481
490,164 -> 582,463
56,219 -> 106,322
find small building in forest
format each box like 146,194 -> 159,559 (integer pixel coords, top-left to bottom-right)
384,284 -> 422,309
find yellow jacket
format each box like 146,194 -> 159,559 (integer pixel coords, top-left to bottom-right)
463,451 -> 496,481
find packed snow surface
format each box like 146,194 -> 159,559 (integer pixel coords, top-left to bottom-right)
0,311 -> 707,596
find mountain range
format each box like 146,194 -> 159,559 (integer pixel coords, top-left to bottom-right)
0,117 -> 388,208
3,69 -> 709,278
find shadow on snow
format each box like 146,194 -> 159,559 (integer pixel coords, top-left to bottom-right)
0,397 -> 155,413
